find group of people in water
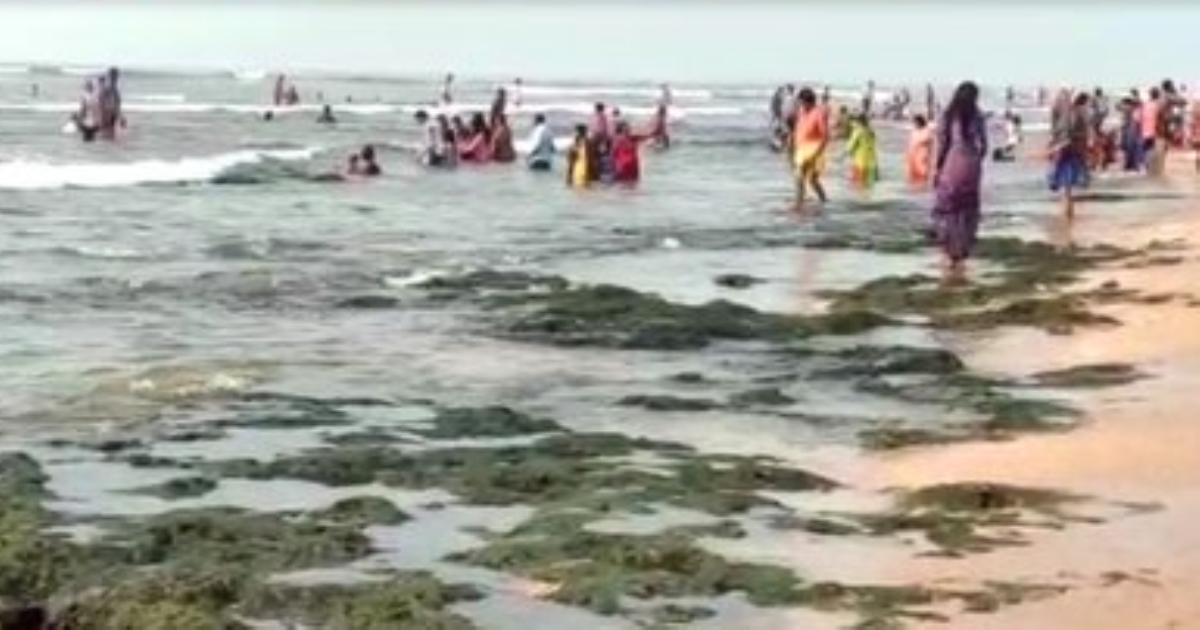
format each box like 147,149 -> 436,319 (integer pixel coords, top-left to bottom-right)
775,77 -> 1200,277
71,67 -> 124,142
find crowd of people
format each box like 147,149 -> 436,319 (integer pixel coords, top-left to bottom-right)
64,68 -> 1200,278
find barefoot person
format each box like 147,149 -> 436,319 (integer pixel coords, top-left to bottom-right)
1047,91 -> 1090,219
791,87 -> 829,209
932,81 -> 987,277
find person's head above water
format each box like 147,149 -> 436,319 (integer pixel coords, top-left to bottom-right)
595,102 -> 606,114
534,113 -> 546,126
913,114 -> 927,129
614,120 -> 630,135
360,145 -> 376,162
573,124 -> 588,140
797,87 -> 817,110
415,110 -> 429,124
107,67 -> 119,84
469,112 -> 488,134
1149,87 -> 1162,100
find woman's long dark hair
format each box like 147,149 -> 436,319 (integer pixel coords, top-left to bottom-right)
943,81 -> 980,138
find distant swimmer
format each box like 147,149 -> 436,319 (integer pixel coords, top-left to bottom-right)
262,110 -> 275,122
647,103 -> 670,150
566,124 -> 591,188
274,74 -> 287,107
74,79 -> 102,142
441,73 -> 455,105
513,78 -> 524,108
526,113 -> 555,171
317,105 -> 336,124
359,145 -> 381,176
491,113 -> 517,163
285,84 -> 300,106
97,68 -> 124,140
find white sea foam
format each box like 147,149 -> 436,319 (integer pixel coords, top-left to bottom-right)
0,101 -> 744,119
511,84 -> 713,100
0,148 -> 316,190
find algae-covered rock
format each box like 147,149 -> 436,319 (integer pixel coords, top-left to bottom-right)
447,529 -> 807,613
617,395 -> 722,412
827,345 -> 966,377
335,295 -> 401,309
502,284 -> 890,350
934,296 -> 1119,333
413,406 -> 562,439
112,507 -> 373,571
728,387 -> 796,407
1031,363 -> 1145,388
59,568 -> 246,630
129,476 -> 219,500
243,573 -> 482,630
311,496 -> 410,527
418,270 -> 569,301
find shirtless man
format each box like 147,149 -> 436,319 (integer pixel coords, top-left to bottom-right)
98,68 -> 123,140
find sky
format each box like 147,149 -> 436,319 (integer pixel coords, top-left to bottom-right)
0,1 -> 1197,87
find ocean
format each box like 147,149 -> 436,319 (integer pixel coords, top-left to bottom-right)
1,65 -> 1196,629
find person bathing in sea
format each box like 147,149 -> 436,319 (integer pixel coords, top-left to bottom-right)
441,73 -> 455,105
991,113 -> 1022,162
646,104 -> 670,150
566,124 -> 592,188
458,113 -> 492,163
415,110 -> 451,168
791,87 -> 829,210
526,113 -> 556,171
74,79 -> 102,142
490,87 -> 508,128
610,120 -> 645,185
845,113 -> 879,189
490,113 -> 517,163
97,68 -> 124,140
317,105 -> 336,124
906,114 -> 934,187
342,145 -> 380,179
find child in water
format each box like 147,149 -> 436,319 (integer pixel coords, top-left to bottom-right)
845,114 -> 879,188
906,115 -> 933,187
566,124 -> 591,188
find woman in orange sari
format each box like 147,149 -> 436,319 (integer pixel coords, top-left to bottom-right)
906,114 -> 934,188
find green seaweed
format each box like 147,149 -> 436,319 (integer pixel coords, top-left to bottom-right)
617,395 -> 722,412
412,406 -> 562,439
311,496 -> 410,527
1031,363 -> 1145,388
713,274 -> 765,289
129,476 -> 219,500
728,387 -> 796,407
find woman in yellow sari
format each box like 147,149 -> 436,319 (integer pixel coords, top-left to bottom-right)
845,113 -> 879,188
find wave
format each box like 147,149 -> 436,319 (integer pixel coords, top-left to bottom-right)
514,84 -> 713,100
49,245 -> 160,261
0,148 -> 317,190
129,93 -> 187,103
233,69 -> 268,82
0,100 -> 745,119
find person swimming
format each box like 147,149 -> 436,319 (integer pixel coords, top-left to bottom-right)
317,105 -> 336,124
359,145 -> 381,177
906,114 -> 934,186
526,113 -> 556,171
566,124 -> 591,188
845,114 -> 879,188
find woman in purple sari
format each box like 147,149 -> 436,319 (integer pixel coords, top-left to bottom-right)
933,81 -> 988,276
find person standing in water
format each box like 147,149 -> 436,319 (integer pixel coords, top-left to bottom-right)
440,73 -> 455,105
98,68 -> 123,140
906,114 -> 934,187
658,83 -> 673,108
647,103 -> 671,150
513,78 -> 524,108
1142,87 -> 1166,176
861,80 -> 876,118
925,83 -> 938,120
490,87 -> 508,128
1047,91 -> 1090,220
526,113 -> 555,171
845,114 -> 879,189
932,81 -> 988,277
566,124 -> 591,188
490,113 -> 517,163
274,74 -> 287,107
791,87 -> 829,209
75,79 -> 102,142
610,121 -> 645,184
414,110 -> 448,167
317,105 -> 336,124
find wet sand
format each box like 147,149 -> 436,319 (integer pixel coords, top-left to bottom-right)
851,174 -> 1200,630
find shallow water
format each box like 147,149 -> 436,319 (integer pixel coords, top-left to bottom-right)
2,69 -> 1197,629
